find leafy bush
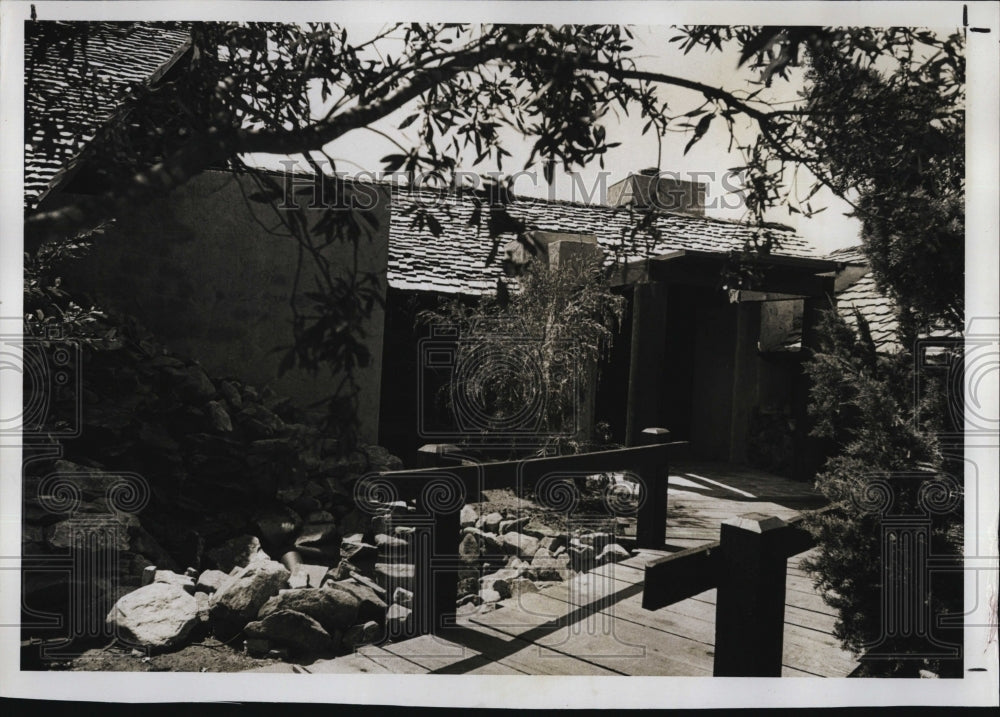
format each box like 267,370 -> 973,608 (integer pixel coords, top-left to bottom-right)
802,309 -> 963,677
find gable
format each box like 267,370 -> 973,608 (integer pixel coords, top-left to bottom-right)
24,22 -> 191,210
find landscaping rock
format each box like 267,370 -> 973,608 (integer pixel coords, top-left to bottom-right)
257,585 -> 359,634
499,516 -> 530,535
294,518 -> 340,563
459,504 -> 479,529
329,580 -> 388,623
508,577 -> 539,598
479,588 -> 502,604
374,563 -> 416,592
342,620 -> 382,650
153,570 -> 196,595
385,603 -> 413,633
206,400 -> 233,433
106,582 -> 200,652
219,380 -> 243,409
163,364 -> 216,403
480,512 -> 503,533
374,533 -> 409,555
209,560 -> 290,637
501,532 -> 539,559
458,533 -> 483,566
579,532 -> 613,552
244,609 -> 334,656
206,534 -> 267,572
480,569 -> 521,600
596,543 -> 630,566
340,534 -> 377,563
288,563 -> 329,589
538,535 -> 567,554
45,518 -> 133,552
392,587 -> 413,608
348,571 -> 387,598
528,552 -> 571,581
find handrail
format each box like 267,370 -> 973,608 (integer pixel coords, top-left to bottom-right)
641,503 -> 838,677
366,430 -> 685,637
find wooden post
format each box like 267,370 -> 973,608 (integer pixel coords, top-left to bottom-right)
713,513 -> 789,677
430,505 -> 461,635
635,427 -> 670,550
625,281 -> 668,446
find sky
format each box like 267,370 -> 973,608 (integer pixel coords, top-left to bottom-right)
246,24 -> 865,254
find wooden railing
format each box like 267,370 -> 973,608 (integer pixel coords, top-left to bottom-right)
365,429 -> 684,636
641,506 -> 832,677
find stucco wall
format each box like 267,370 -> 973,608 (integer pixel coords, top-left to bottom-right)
60,170 -> 390,442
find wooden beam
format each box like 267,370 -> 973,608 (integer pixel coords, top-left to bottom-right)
642,541 -> 721,610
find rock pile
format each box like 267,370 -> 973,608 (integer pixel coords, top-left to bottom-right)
21,315 -> 403,652
454,504 -> 631,611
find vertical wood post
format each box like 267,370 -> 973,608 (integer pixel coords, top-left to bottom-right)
431,505 -> 460,635
635,427 -> 671,550
625,281 -> 668,446
713,513 -> 789,677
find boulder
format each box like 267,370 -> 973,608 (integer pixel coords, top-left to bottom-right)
106,582 -> 200,652
363,445 -> 404,472
206,534 -> 267,573
527,552 -> 571,581
348,571 -> 388,597
340,534 -> 377,563
499,516 -> 530,535
508,577 -> 539,599
480,569 -> 521,600
538,535 -> 567,554
374,563 -> 416,592
294,529 -> 341,563
459,505 -> 479,529
480,512 -> 503,534
205,400 -> 233,433
244,609 -> 334,656
579,532 -> 613,552
392,587 -> 414,608
163,364 -> 216,402
153,570 -> 196,595
385,603 -> 413,634
342,620 -> 382,650
329,580 -> 388,623
458,533 -> 483,566
596,543 -> 630,567
479,588 -> 502,604
501,532 -> 539,559
219,380 -> 243,409
374,533 -> 409,556
257,585 -> 359,634
288,563 -> 329,589
210,560 -> 290,636
45,518 -> 133,552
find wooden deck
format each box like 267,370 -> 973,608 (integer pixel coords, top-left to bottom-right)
252,461 -> 859,677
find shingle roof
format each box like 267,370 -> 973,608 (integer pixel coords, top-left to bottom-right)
836,270 -> 902,352
24,22 -> 191,210
386,184 -> 820,295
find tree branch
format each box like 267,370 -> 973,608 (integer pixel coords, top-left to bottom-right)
25,41 -> 508,246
